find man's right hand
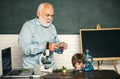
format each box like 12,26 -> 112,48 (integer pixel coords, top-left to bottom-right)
49,43 -> 58,52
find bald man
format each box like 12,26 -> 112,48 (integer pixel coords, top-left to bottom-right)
19,2 -> 67,69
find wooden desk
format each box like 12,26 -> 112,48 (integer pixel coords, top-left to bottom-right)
40,70 -> 120,79
1,70 -> 120,79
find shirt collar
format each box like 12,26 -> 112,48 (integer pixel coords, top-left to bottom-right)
35,18 -> 41,26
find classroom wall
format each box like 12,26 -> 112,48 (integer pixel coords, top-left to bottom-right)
0,35 -> 120,76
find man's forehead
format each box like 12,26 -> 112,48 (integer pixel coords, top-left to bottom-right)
43,7 -> 54,15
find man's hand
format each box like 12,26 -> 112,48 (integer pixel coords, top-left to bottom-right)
58,42 -> 68,50
48,42 -> 67,52
49,43 -> 58,52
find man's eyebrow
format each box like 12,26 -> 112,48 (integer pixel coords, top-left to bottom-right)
46,14 -> 54,16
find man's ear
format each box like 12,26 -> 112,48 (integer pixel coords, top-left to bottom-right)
37,11 -> 40,18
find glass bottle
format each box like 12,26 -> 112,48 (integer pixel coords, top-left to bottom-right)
85,49 -> 93,65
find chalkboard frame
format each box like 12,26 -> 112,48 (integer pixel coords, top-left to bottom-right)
80,28 -> 120,61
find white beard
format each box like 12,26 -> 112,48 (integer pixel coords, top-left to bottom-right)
38,17 -> 53,27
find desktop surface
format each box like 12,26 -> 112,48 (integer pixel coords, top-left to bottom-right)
1,70 -> 120,79
40,70 -> 120,79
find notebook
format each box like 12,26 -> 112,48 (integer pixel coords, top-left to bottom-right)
1,47 -> 34,78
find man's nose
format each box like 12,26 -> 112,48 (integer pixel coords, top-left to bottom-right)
48,15 -> 53,20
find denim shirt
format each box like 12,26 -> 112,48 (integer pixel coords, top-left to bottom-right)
18,18 -> 62,69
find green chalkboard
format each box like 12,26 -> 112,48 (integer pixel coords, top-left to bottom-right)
80,29 -> 120,58
0,0 -> 120,34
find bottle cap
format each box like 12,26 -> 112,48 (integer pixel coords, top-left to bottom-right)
86,49 -> 89,53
